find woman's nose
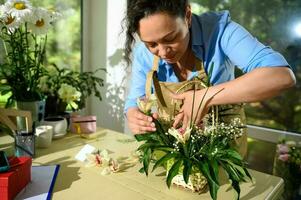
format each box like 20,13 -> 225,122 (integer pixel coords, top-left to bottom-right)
158,44 -> 171,58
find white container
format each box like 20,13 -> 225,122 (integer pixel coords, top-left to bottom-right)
35,125 -> 53,148
42,117 -> 67,139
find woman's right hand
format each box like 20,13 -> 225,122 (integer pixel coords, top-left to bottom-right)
126,107 -> 157,135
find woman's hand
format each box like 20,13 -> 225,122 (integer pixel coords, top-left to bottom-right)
126,107 -> 157,135
171,88 -> 220,130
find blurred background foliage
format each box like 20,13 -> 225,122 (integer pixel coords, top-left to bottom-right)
191,0 -> 301,133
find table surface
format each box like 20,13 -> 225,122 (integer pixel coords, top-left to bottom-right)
33,129 -> 284,200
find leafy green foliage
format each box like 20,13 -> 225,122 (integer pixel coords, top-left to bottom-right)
135,117 -> 252,200
41,64 -> 105,111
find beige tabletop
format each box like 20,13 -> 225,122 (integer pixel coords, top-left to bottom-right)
33,129 -> 284,200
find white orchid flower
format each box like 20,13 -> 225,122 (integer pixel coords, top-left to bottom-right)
137,94 -> 156,114
168,127 -> 192,144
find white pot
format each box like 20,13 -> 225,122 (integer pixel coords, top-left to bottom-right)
35,125 -> 53,148
41,117 -> 67,139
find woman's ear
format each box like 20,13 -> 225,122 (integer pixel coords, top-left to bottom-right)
185,5 -> 192,27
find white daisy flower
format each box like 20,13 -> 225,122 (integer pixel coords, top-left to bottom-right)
27,7 -> 51,35
4,0 -> 32,19
1,12 -> 22,32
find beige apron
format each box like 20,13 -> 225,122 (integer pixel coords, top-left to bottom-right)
145,56 -> 247,157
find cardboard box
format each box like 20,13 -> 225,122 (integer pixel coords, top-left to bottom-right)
0,157 -> 32,200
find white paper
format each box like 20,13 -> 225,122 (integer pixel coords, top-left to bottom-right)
75,144 -> 96,162
15,165 -> 59,200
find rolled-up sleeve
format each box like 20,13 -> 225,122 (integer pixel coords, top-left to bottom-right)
220,21 -> 289,73
124,44 -> 152,113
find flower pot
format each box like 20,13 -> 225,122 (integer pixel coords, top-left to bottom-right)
45,96 -> 67,117
41,117 -> 67,139
35,125 -> 53,148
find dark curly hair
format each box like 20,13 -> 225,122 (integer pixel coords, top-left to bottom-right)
123,0 -> 188,65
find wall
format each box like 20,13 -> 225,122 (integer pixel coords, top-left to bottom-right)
83,0 -> 129,133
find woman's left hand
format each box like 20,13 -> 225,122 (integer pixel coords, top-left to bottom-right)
171,88 -> 214,130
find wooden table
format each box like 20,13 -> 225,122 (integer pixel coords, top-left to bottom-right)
33,129 -> 284,200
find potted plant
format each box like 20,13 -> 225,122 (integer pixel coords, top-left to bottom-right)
0,0 -> 60,122
38,64 -> 105,117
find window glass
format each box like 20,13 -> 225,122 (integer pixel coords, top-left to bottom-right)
191,0 -> 301,133
0,0 -> 81,106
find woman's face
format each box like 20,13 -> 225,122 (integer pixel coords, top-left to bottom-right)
138,10 -> 191,64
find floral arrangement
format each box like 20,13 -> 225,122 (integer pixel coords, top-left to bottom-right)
38,64 -> 105,115
274,139 -> 301,200
0,0 -> 60,106
135,89 -> 252,200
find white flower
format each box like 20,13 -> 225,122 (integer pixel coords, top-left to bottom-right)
0,12 -> 21,31
137,94 -> 156,114
168,127 -> 192,144
58,83 -> 81,103
27,7 -> 51,35
4,0 -> 32,19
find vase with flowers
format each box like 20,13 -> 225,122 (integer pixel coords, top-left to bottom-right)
38,64 -> 104,117
0,0 -> 60,122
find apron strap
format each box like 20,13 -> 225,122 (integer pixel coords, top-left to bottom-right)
145,55 -> 206,107
145,56 -> 167,107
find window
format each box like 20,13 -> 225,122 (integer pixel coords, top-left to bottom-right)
0,0 -> 82,106
191,0 -> 301,133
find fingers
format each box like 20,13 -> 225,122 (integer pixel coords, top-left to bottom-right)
170,92 -> 185,100
173,112 -> 184,128
127,108 -> 156,135
181,115 -> 189,131
152,112 -> 159,119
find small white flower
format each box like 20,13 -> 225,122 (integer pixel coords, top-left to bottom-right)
27,7 -> 51,35
4,0 -> 32,19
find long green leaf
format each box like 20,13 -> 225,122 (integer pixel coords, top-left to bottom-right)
209,160 -> 219,185
198,161 -> 219,200
152,153 -> 177,172
183,159 -> 192,184
135,133 -> 158,142
143,148 -> 152,176
166,159 -> 183,188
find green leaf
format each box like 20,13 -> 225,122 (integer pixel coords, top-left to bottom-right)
243,168 -> 253,182
166,159 -> 183,188
139,167 -> 145,173
198,161 -> 219,200
135,133 -> 158,142
152,152 -> 177,172
143,148 -> 152,176
183,159 -> 192,184
207,62 -> 214,85
137,143 -> 164,151
209,160 -> 219,185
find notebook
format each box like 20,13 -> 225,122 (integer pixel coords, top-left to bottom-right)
15,165 -> 60,200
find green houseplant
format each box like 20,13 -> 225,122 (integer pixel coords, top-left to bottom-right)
38,64 -> 105,117
0,0 -> 60,109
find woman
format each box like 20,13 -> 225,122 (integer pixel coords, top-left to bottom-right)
124,0 -> 296,135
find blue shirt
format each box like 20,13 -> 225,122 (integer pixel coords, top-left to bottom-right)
124,10 -> 289,112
